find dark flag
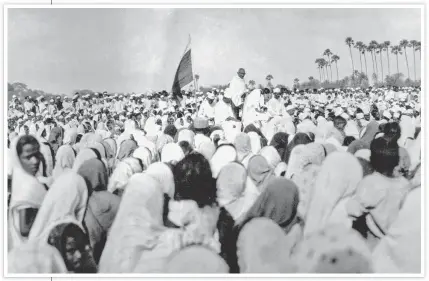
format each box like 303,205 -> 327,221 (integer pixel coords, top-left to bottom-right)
172,41 -> 193,99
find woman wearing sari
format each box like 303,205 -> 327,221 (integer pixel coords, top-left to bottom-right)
347,137 -> 410,249
25,171 -> 96,272
116,139 -> 138,162
161,143 -> 185,164
164,245 -> 229,273
359,120 -> 380,146
107,157 -> 144,197
8,135 -> 46,250
246,155 -> 274,194
46,221 -> 97,273
8,242 -> 68,273
36,125 -> 55,177
101,138 -> 117,175
372,166 -> 421,273
77,159 -> 120,262
292,224 -> 373,273
234,133 -> 254,168
283,133 -> 313,164
48,126 -> 64,157
216,163 -> 252,221
28,171 -> 88,242
237,218 -> 296,273
52,145 -> 76,180
132,146 -> 153,169
72,147 -> 103,171
259,145 -> 283,174
269,132 -> 289,160
236,177 -> 302,251
210,144 -> 238,178
63,127 -> 78,147
304,152 -> 363,237
285,143 -> 326,180
99,174 -> 182,273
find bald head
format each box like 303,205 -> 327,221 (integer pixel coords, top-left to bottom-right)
237,68 -> 246,79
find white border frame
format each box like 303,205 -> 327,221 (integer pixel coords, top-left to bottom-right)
3,2 -> 425,278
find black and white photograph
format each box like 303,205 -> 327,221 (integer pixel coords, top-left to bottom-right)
5,4 -> 423,275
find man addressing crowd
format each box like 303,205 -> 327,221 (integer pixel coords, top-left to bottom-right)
226,68 -> 247,119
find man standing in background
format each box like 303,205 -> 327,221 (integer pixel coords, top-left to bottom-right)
227,68 -> 247,120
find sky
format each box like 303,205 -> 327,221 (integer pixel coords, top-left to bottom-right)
8,7 -> 421,95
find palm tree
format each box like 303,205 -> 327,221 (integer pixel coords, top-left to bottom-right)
383,41 -> 391,76
194,74 -> 200,92
361,44 -> 368,77
369,41 -> 379,79
354,41 -> 364,73
377,43 -> 384,83
345,37 -> 355,74
410,40 -> 418,81
367,44 -> 376,81
331,54 -> 340,82
322,58 -> 329,81
391,45 -> 402,74
399,39 -> 410,79
315,59 -> 323,81
416,41 -> 421,59
323,49 -> 333,82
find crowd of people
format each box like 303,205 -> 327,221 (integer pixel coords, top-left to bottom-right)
7,68 -> 421,274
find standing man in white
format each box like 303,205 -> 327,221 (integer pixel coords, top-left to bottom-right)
227,68 -> 247,120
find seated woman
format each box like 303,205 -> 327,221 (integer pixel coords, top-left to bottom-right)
77,158 -> 121,263
172,152 -> 237,272
47,222 -> 97,273
347,137 -> 410,249
8,135 -> 46,250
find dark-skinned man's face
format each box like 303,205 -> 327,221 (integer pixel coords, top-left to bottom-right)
238,69 -> 246,79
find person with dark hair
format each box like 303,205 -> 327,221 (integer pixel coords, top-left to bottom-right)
47,222 -> 97,273
347,137 -> 410,248
343,136 -> 356,146
173,152 -> 216,207
269,132 -> 289,160
178,140 -> 193,156
283,133 -> 313,163
9,135 -> 46,250
164,124 -> 178,139
382,122 -> 401,143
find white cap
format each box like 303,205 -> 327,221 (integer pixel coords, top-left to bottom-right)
383,110 -> 392,120
207,92 -> 215,99
356,113 -> 364,120
340,113 -> 349,120
286,105 -> 295,111
334,107 -> 343,116
273,88 -> 281,94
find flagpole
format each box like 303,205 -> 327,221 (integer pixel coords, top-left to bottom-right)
189,34 -> 197,96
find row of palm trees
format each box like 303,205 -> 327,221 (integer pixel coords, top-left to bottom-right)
345,37 -> 421,82
315,49 -> 341,82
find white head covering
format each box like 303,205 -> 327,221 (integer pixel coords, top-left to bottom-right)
161,143 -> 185,164
107,157 -> 144,193
304,152 -> 363,236
28,171 -> 88,242
210,145 -> 238,178
8,136 -> 47,250
8,242 -> 68,274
